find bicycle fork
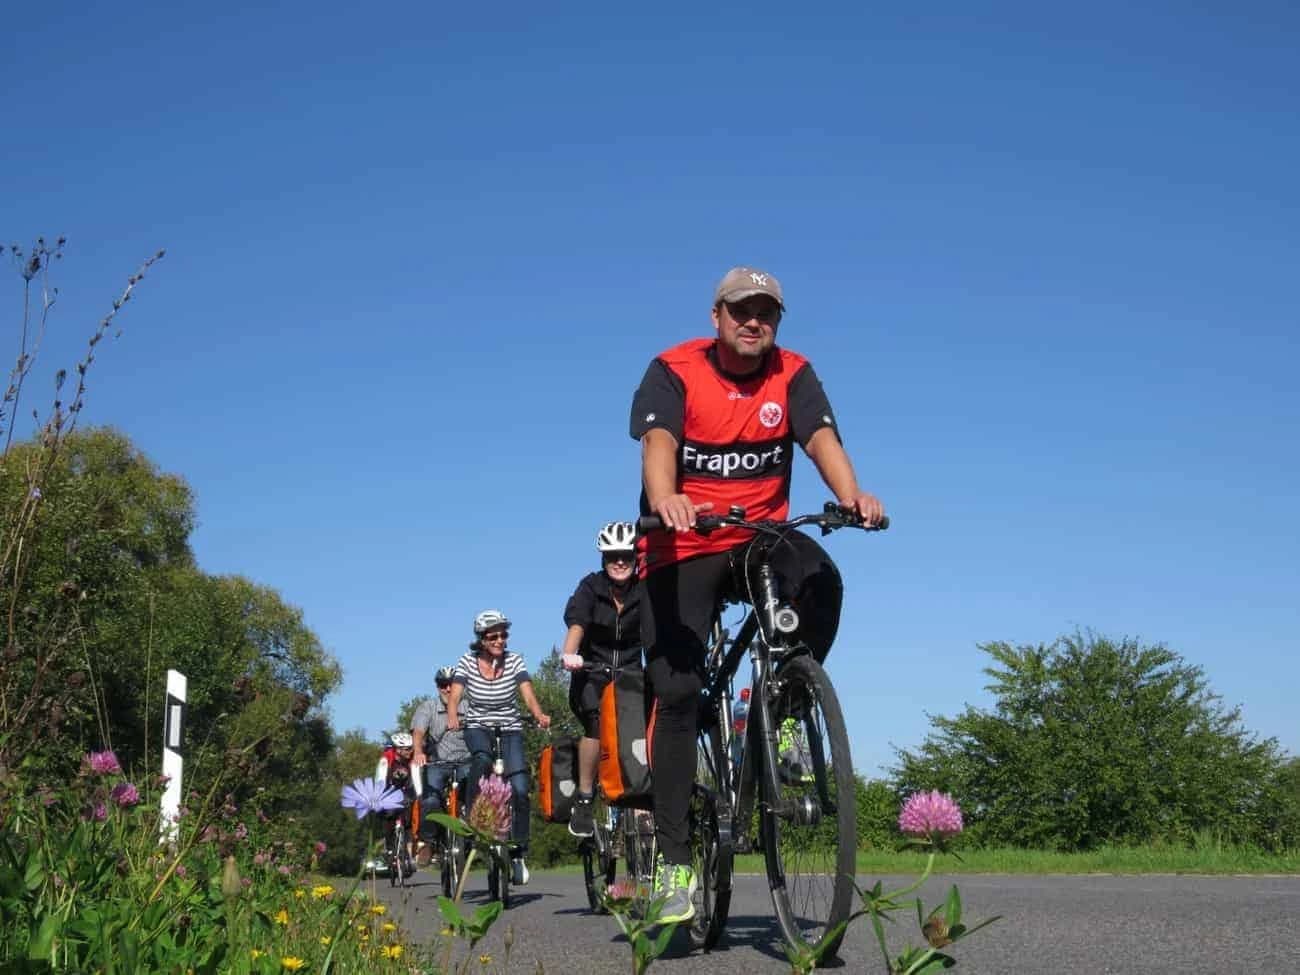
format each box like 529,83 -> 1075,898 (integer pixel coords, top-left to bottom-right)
740,564 -> 824,829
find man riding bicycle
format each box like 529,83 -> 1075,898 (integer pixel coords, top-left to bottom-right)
412,665 -> 471,866
630,265 -> 886,923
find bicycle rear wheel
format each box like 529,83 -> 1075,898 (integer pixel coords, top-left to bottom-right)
581,801 -> 617,913
760,655 -> 856,964
690,722 -> 732,950
621,804 -> 657,911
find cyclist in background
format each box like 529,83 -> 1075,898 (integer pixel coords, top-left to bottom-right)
560,521 -> 645,838
376,732 -> 420,867
447,609 -> 551,885
629,265 -> 886,922
412,666 -> 471,865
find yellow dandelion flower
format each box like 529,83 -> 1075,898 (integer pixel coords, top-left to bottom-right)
281,957 -> 306,971
369,904 -> 387,915
312,884 -> 335,899
440,927 -> 453,937
381,922 -> 396,933
251,949 -> 265,960
381,944 -> 404,959
319,935 -> 332,946
274,908 -> 289,925
294,889 -> 305,899
479,954 -> 492,965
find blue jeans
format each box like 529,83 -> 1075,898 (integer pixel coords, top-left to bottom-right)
462,727 -> 531,853
419,761 -> 472,845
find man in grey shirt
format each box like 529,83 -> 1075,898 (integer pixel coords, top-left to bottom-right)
412,666 -> 471,863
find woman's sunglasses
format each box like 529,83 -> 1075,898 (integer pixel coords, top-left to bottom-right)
481,631 -> 509,643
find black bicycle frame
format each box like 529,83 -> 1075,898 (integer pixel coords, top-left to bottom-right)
701,544 -> 824,846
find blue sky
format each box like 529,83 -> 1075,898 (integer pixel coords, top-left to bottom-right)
6,1 -> 1297,775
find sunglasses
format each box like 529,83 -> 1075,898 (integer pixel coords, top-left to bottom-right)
724,300 -> 781,324
436,681 -> 452,689
481,631 -> 509,643
603,553 -> 635,564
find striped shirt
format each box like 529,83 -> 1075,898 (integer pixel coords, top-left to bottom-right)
453,651 -> 531,731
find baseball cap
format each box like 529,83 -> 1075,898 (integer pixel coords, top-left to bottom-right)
713,266 -> 785,310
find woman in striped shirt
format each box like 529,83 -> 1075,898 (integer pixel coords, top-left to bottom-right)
447,608 -> 551,884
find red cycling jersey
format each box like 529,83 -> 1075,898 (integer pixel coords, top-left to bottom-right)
630,338 -> 838,570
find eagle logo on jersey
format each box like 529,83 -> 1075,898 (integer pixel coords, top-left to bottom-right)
758,401 -> 784,429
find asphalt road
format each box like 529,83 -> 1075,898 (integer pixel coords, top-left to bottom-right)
379,868 -> 1300,974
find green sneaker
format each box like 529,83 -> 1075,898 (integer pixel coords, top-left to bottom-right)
653,861 -> 696,923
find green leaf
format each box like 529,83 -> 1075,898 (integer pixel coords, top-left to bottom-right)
26,915 -> 59,960
469,900 -> 503,936
22,852 -> 44,892
426,812 -> 473,837
944,885 -> 962,927
436,895 -> 465,927
647,920 -> 677,959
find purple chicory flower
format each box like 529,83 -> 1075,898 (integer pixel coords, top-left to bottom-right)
110,782 -> 140,807
339,776 -> 406,820
467,774 -> 512,841
898,790 -> 964,841
85,750 -> 121,775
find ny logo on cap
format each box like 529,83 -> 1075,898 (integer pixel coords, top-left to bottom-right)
750,272 -> 768,286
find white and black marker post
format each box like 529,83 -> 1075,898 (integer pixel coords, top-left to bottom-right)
160,668 -> 187,844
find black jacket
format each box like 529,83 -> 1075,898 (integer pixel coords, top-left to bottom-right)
563,571 -> 644,670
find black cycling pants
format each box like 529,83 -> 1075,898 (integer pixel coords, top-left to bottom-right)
643,531 -> 843,865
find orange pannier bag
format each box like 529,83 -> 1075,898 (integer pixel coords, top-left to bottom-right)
538,738 -> 580,823
598,668 -> 654,806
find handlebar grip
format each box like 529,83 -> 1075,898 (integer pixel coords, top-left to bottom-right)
636,515 -> 663,533
876,514 -> 890,531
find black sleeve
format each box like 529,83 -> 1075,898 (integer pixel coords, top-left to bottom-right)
788,362 -> 841,447
563,577 -> 596,628
629,358 -> 685,441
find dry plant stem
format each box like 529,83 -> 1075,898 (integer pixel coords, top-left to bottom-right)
2,239 -> 61,457
144,590 -> 155,773
71,603 -> 111,752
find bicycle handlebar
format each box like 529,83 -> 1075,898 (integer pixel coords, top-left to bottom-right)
636,502 -> 889,537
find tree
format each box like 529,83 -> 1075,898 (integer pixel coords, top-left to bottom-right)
0,427 -> 342,816
893,632 -> 1290,850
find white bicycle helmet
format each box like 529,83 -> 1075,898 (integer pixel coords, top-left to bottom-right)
390,731 -> 413,748
596,521 -> 637,553
435,666 -> 456,684
473,609 -> 511,635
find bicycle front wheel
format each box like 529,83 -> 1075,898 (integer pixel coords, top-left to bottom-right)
760,655 -> 857,964
581,800 -> 617,912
